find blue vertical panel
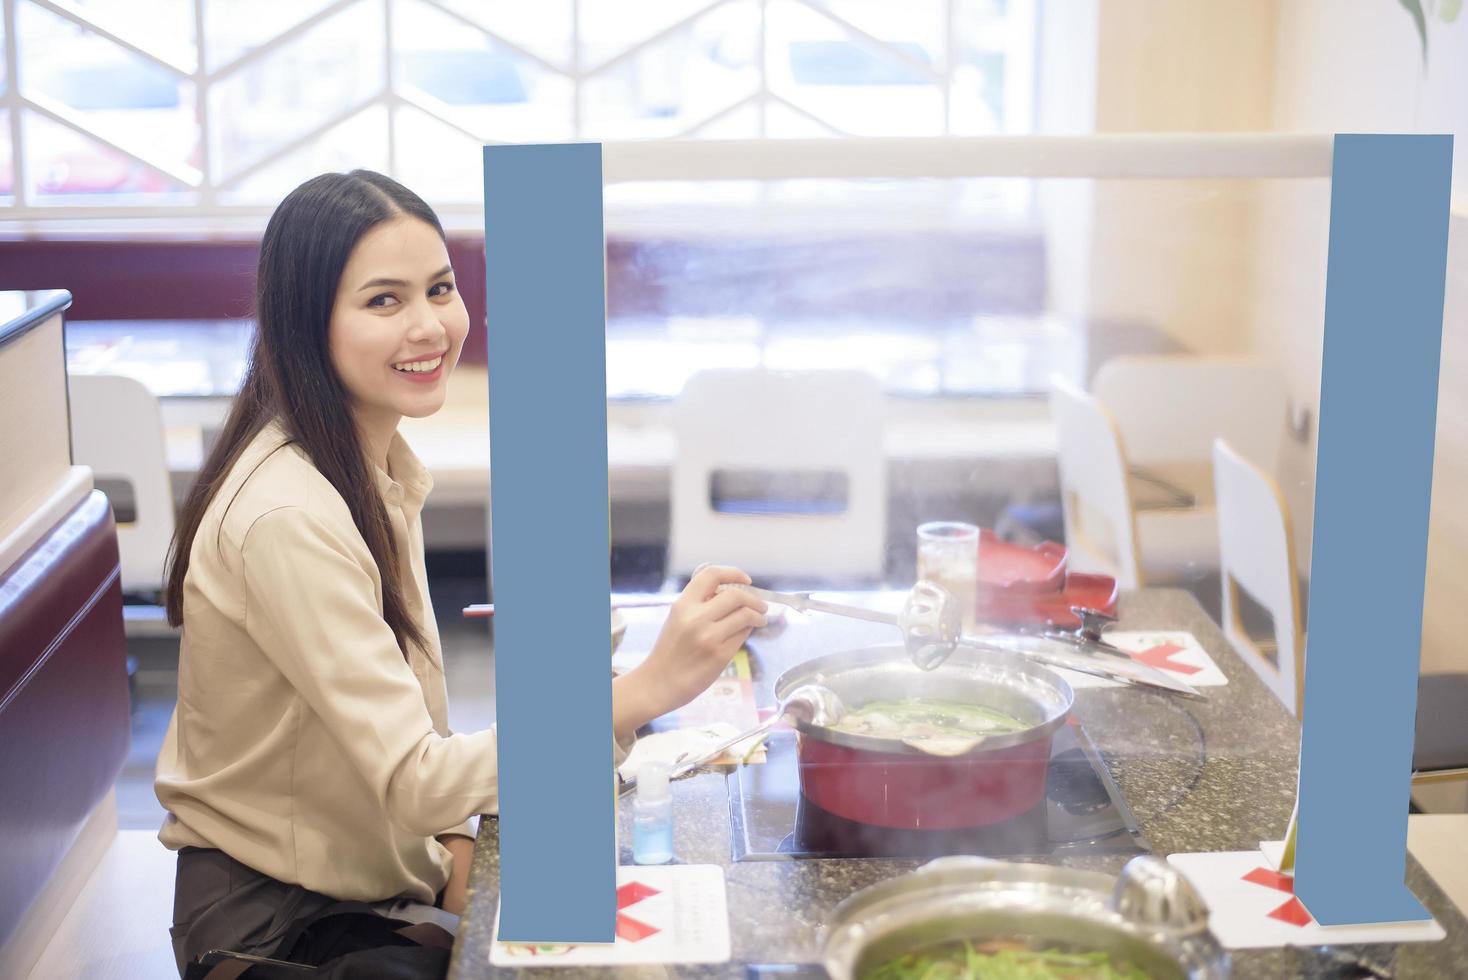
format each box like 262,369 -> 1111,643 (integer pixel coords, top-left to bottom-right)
1295,134 -> 1453,925
484,143 -> 614,942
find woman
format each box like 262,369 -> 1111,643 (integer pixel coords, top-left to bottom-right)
155,170 -> 766,977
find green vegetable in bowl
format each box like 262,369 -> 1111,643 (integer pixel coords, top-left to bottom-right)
832,698 -> 1027,743
861,939 -> 1154,980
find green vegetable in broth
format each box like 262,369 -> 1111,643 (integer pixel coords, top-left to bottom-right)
861,939 -> 1153,980
832,698 -> 1027,743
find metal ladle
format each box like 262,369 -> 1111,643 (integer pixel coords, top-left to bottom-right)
720,582 -> 1205,700
898,579 -> 966,670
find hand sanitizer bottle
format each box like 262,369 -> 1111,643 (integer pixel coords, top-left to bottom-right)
632,761 -> 673,865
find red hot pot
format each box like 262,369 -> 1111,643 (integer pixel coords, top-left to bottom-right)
772,645 -> 1074,830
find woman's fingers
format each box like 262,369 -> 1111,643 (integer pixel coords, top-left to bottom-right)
640,565 -> 765,713
691,583 -> 768,623
709,605 -> 767,646
688,600 -> 764,657
686,564 -> 752,600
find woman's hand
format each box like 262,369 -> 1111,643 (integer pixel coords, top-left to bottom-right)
612,565 -> 767,739
437,834 -> 475,915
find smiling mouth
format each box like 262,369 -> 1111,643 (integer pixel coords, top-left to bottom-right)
391,354 -> 445,374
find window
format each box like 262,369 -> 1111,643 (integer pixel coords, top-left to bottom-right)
0,0 -> 1036,215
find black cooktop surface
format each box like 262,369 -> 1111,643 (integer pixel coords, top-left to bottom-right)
727,720 -> 1148,862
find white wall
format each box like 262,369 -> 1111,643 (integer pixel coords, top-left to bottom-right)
1425,213 -> 1468,676
1257,0 -> 1468,676
1085,0 -> 1277,355
1271,0 -> 1468,198
1051,1 -> 1468,680
1033,0 -> 1099,322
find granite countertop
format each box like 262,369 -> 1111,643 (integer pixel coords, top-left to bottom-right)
449,589 -> 1468,979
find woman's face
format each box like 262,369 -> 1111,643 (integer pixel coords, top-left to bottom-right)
328,216 -> 470,431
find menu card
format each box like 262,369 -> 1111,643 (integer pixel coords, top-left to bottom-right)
1168,848 -> 1444,948
489,864 -> 732,966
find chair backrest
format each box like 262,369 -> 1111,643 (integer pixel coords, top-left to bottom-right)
1049,375 -> 1141,589
67,373 -> 175,594
668,369 -> 886,582
1213,437 -> 1305,716
1093,355 -> 1289,472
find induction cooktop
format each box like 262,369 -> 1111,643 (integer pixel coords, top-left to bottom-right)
726,719 -> 1149,862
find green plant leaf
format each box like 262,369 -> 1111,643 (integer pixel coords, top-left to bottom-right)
1440,0 -> 1463,22
1399,0 -> 1429,65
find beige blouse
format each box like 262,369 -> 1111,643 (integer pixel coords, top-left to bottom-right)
155,418 -> 626,904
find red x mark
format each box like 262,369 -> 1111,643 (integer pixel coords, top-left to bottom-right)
615,881 -> 662,942
1242,866 -> 1313,927
1130,643 -> 1203,676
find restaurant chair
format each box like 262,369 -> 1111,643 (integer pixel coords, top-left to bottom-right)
666,368 -> 886,589
1050,375 -> 1142,589
1213,437 -> 1468,791
67,373 -> 178,638
1090,355 -> 1290,585
1094,355 -> 1289,478
1213,437 -> 1305,715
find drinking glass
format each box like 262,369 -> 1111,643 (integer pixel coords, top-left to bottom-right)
916,521 -> 979,630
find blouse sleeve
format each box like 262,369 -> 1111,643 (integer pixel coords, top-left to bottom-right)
240,505 -> 500,836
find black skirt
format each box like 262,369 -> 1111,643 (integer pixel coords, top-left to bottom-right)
169,847 -> 457,979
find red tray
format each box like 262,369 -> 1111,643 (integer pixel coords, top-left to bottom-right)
975,572 -> 1119,629
975,529 -> 1068,595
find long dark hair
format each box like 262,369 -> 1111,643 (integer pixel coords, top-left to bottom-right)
165,170 -> 443,660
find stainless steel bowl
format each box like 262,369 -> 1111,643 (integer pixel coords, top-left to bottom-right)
823,856 -> 1229,980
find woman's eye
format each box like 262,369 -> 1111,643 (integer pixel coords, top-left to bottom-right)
430,282 -> 456,298
368,293 -> 399,308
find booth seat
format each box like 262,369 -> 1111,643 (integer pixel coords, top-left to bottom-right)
1,289 -> 176,977
0,491 -> 144,976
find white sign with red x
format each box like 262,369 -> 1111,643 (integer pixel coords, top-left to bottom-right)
490,864 -> 731,966
1167,849 -> 1444,948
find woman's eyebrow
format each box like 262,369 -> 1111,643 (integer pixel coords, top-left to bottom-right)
356,265 -> 454,291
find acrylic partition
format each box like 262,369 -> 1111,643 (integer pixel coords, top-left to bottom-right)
486,134 -> 1455,941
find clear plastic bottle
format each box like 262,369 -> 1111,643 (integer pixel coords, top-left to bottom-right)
632,761 -> 674,865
